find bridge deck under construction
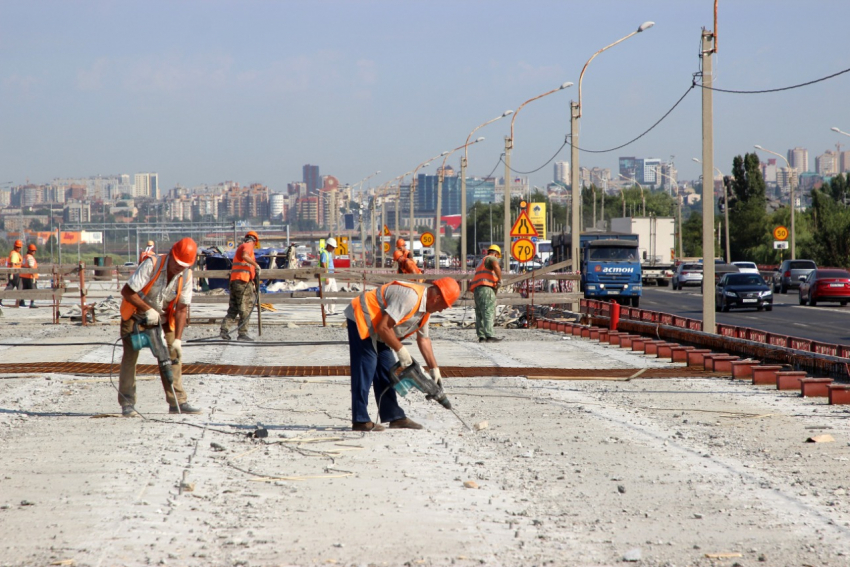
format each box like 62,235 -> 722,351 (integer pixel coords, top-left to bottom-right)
0,362 -> 726,379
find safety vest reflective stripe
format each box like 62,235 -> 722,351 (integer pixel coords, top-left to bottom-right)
352,281 -> 430,348
469,257 -> 498,292
119,256 -> 185,328
20,254 -> 37,279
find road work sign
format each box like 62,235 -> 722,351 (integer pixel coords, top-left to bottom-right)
510,210 -> 539,238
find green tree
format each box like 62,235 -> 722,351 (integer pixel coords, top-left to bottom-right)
807,175 -> 850,267
728,152 -> 768,261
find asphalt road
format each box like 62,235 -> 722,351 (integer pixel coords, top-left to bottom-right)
640,285 -> 850,346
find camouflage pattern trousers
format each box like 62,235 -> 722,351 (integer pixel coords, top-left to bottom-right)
221,279 -> 256,337
473,285 -> 497,340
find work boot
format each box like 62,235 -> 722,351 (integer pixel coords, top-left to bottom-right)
351,421 -> 385,432
485,337 -> 503,343
237,334 -> 254,342
388,417 -> 423,430
122,405 -> 139,418
478,337 -> 485,342
169,403 -> 202,414
219,330 -> 231,340
29,302 -> 37,309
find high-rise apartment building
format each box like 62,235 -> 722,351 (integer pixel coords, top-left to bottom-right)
618,157 -> 637,179
554,161 -> 570,185
840,151 -> 850,173
816,150 -> 838,176
303,164 -> 321,193
787,148 -> 808,173
134,173 -> 159,199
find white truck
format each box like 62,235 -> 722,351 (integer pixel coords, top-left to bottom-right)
610,217 -> 676,286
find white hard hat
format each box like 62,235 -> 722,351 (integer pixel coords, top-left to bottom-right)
326,238 -> 337,248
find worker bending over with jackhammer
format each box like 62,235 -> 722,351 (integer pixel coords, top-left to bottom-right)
345,277 -> 460,431
118,237 -> 201,417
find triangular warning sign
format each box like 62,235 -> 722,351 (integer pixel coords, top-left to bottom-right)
382,225 -> 392,236
510,210 -> 539,238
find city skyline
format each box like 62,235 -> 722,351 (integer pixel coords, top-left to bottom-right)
2,1 -> 849,192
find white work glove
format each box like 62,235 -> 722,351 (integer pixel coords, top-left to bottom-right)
396,345 -> 413,368
169,338 -> 182,362
429,367 -> 442,386
144,308 -> 160,326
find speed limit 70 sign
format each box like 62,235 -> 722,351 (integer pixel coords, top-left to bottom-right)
511,238 -> 535,262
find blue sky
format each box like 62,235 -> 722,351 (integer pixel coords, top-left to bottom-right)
2,0 -> 848,192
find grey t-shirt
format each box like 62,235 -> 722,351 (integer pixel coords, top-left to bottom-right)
345,284 -> 429,341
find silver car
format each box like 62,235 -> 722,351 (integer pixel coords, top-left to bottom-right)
773,259 -> 817,293
671,263 -> 703,290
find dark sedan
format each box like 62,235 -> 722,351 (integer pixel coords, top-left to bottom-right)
798,269 -> 850,306
715,273 -> 773,312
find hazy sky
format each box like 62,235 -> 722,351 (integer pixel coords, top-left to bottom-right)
2,0 -> 849,192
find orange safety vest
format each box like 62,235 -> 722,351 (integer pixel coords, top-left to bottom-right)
8,250 -> 22,269
351,281 -> 430,345
397,257 -> 422,275
469,256 -> 499,293
20,253 -> 37,280
230,242 -> 255,282
119,255 -> 185,329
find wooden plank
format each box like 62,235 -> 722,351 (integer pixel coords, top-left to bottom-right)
502,258 -> 573,286
0,290 -> 63,300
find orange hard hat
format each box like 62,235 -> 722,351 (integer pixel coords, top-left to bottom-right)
14,240 -> 22,248
396,238 -> 406,249
245,230 -> 260,247
170,237 -> 198,267
433,277 -> 460,307
393,250 -> 404,262
27,244 -> 36,252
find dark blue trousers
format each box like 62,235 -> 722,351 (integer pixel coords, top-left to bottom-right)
347,319 -> 405,424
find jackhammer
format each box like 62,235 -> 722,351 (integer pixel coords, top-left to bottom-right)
128,313 -> 181,414
389,359 -> 470,429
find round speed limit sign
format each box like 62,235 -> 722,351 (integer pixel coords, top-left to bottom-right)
773,225 -> 789,241
420,231 -> 435,247
511,238 -> 535,262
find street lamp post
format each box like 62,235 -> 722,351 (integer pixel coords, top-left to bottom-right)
354,171 -> 380,267
692,158 -> 728,261
571,21 -> 655,269
656,168 -> 683,258
437,138 -> 484,273
617,172 -> 645,216
410,152 -> 449,249
461,110 -> 513,271
506,82 -> 573,270
754,145 -> 795,259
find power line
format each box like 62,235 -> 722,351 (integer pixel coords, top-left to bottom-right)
696,65 -> 850,94
501,140 -> 568,175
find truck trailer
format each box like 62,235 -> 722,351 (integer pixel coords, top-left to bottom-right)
609,216 -> 676,286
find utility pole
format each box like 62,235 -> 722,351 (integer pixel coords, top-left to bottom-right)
700,28 -> 716,334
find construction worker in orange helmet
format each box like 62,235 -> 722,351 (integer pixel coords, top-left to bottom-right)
117,237 -> 201,417
2,240 -> 25,307
220,231 -> 261,341
393,248 -> 422,276
20,243 -> 39,308
345,275 -> 460,432
469,244 -> 503,343
139,239 -> 156,265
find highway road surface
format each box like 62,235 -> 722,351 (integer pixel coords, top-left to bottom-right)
640,285 -> 850,346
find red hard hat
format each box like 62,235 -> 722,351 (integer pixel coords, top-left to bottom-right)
433,277 -> 460,307
393,250 -> 404,262
27,244 -> 36,252
396,238 -> 406,249
14,240 -> 22,248
170,237 -> 198,267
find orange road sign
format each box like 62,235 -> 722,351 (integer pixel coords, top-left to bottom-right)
773,225 -> 788,241
382,242 -> 390,253
511,238 -> 535,262
382,225 -> 392,236
510,210 -> 539,238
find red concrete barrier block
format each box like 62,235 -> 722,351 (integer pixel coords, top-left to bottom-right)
800,378 -> 834,397
828,384 -> 850,405
671,346 -> 695,363
588,328 -> 600,340
572,325 -> 583,336
687,349 -> 712,368
645,341 -> 672,356
598,329 -> 610,342
581,327 -> 591,338
703,354 -> 739,372
776,371 -> 808,391
712,356 -> 742,373
731,360 -> 761,379
656,343 -> 681,360
603,331 -> 621,344
751,365 -> 783,385
609,333 -> 624,346
631,337 -> 649,352
543,320 -> 551,330
620,335 -> 639,349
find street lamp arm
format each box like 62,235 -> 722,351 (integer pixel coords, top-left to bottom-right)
753,145 -> 789,168
831,127 -> 850,137
441,138 -> 484,179
577,21 -> 654,116
465,111 -> 512,161
510,83 -> 573,141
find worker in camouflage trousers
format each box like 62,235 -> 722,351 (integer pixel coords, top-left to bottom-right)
220,231 -> 261,341
469,244 -> 503,343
